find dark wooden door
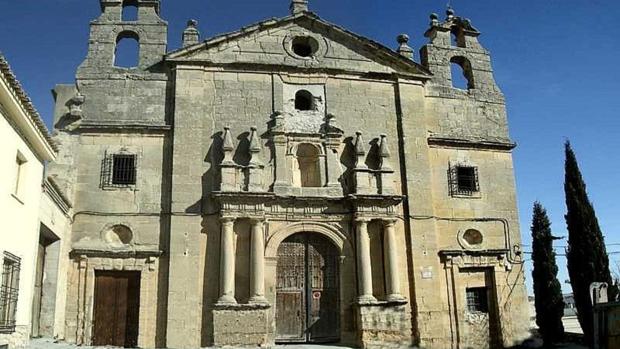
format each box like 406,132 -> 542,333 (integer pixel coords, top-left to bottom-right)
276,233 -> 340,343
93,271 -> 140,347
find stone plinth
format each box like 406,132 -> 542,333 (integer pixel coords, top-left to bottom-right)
212,304 -> 272,347
356,300 -> 410,349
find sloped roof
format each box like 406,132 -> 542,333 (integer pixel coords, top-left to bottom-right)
167,12 -> 431,77
0,53 -> 57,152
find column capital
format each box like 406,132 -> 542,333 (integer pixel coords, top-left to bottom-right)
249,217 -> 266,225
354,216 -> 372,224
220,216 -> 236,224
382,217 -> 398,227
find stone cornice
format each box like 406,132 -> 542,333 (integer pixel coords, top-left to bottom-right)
428,136 -> 516,151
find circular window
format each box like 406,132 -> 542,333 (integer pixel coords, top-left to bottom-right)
104,224 -> 133,246
463,229 -> 483,246
292,36 -> 319,58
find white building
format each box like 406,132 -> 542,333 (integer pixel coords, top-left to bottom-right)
0,53 -> 57,348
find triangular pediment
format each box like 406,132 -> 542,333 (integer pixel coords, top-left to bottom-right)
166,13 -> 430,77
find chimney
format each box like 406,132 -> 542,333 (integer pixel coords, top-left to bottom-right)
290,0 -> 308,15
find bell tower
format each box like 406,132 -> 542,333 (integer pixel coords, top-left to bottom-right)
78,0 -> 167,76
420,8 -> 501,95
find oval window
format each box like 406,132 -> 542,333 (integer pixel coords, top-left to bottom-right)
292,36 -> 319,58
463,229 -> 483,246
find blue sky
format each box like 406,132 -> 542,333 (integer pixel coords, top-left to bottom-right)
1,0 -> 619,294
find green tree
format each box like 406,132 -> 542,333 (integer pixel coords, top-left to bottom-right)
531,201 -> 564,346
564,141 -> 618,344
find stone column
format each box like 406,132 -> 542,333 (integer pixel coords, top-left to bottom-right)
356,218 -> 376,302
218,216 -> 237,305
249,218 -> 268,304
383,218 -> 404,301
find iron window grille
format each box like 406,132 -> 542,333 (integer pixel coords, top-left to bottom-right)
466,287 -> 489,313
448,165 -> 479,196
0,252 -> 21,333
101,153 -> 137,188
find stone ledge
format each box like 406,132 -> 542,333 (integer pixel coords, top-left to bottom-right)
213,302 -> 271,311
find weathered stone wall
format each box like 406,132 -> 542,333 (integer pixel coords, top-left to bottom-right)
48,3 -> 531,349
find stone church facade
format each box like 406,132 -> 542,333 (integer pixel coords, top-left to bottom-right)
47,0 -> 529,348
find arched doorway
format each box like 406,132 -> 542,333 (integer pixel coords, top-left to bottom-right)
275,232 -> 340,343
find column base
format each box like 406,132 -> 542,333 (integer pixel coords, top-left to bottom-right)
357,295 -> 377,304
386,294 -> 405,302
248,296 -> 269,305
216,295 -> 237,306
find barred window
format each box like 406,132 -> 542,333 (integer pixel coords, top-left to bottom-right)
0,252 -> 21,333
101,153 -> 137,188
448,165 -> 479,196
466,287 -> 488,313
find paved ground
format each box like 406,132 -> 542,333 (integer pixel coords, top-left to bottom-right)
29,338 -> 357,349
30,337 -> 588,349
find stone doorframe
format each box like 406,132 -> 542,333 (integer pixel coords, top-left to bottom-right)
67,251 -> 161,348
439,249 -> 509,349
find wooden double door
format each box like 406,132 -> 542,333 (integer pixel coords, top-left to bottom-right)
92,271 -> 141,347
276,233 -> 340,343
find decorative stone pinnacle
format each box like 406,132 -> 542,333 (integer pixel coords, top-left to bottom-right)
222,127 -> 234,151
446,7 -> 455,20
354,131 -> 365,155
396,34 -> 414,60
249,127 -> 261,153
182,19 -> 201,47
290,0 -> 308,15
430,13 -> 439,26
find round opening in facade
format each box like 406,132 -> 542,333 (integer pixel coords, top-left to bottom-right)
462,229 -> 483,246
292,36 -> 319,57
104,224 -> 134,247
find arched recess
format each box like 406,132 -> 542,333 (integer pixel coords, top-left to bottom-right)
294,143 -> 321,187
114,31 -> 140,68
295,90 -> 314,111
122,0 -> 139,21
450,56 -> 475,90
265,222 -> 351,259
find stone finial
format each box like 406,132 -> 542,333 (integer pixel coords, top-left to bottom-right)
396,34 -> 414,60
354,131 -> 367,169
222,126 -> 235,165
446,7 -> 455,20
429,13 -> 439,27
248,126 -> 263,167
182,19 -> 201,47
290,0 -> 309,15
379,134 -> 393,171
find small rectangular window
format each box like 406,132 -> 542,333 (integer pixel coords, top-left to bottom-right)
101,153 -> 137,188
0,252 -> 21,333
466,287 -> 488,313
448,164 -> 479,197
112,154 -> 136,185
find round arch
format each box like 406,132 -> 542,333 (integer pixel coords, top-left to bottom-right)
265,222 -> 351,259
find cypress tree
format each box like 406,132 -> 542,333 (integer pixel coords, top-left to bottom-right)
531,201 -> 564,346
564,141 -> 618,344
